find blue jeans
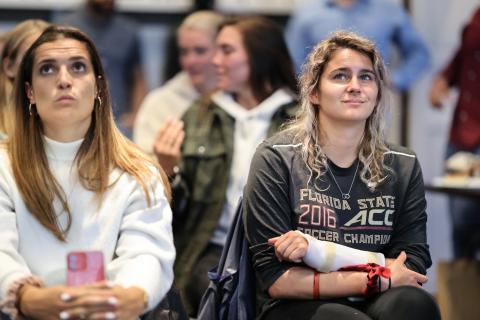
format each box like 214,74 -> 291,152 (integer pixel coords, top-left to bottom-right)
446,144 -> 480,259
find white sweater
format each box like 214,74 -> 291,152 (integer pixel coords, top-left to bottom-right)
0,137 -> 175,310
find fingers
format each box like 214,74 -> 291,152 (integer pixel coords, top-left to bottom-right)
267,237 -> 279,245
59,308 -> 87,320
415,273 -> 428,284
269,231 -> 308,262
403,270 -> 428,287
282,238 -> 307,261
429,77 -> 449,109
289,247 -> 307,263
395,251 -> 407,264
389,251 -> 429,288
384,258 -> 395,267
88,311 -> 117,319
172,129 -> 185,151
83,281 -> 114,290
60,297 -> 117,319
153,119 -> 184,174
63,282 -> 113,300
155,119 -> 184,150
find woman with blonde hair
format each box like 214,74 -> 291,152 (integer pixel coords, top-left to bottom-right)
243,31 -> 440,320
0,25 -> 175,320
134,10 -> 224,154
0,19 -> 49,137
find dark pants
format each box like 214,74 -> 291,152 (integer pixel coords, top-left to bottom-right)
446,144 -> 480,258
184,243 -> 223,317
262,286 -> 440,320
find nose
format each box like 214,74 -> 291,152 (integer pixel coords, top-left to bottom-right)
57,66 -> 72,89
181,52 -> 196,69
347,76 -> 361,93
212,49 -> 222,68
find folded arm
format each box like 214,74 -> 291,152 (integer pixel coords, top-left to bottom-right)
268,251 -> 427,299
269,230 -> 385,271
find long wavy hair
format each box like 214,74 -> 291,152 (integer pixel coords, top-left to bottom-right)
8,25 -> 171,241
0,19 -> 49,135
285,31 -> 392,191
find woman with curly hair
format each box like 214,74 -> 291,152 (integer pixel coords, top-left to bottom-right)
243,31 -> 440,320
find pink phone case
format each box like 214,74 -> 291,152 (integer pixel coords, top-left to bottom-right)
66,251 -> 105,286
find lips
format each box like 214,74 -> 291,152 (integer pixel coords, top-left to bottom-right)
56,95 -> 74,102
342,100 -> 365,106
342,100 -> 365,103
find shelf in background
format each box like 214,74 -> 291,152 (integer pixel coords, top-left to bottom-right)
0,0 -> 193,13
214,0 -> 309,15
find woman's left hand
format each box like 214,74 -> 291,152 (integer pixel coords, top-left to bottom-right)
387,251 -> 428,288
268,231 -> 309,263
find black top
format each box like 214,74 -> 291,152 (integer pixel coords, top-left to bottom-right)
243,132 -> 432,315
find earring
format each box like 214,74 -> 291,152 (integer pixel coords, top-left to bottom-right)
96,96 -> 102,107
28,103 -> 33,116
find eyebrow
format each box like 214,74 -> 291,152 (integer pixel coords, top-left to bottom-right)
332,67 -> 375,74
219,43 -> 234,49
37,56 -> 88,64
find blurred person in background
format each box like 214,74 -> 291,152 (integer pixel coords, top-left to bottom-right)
429,7 -> 480,259
286,0 -> 430,92
154,16 -> 298,316
0,19 -> 49,138
133,10 -> 224,154
55,0 -> 147,137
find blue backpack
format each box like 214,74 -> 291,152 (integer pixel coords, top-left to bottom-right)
197,198 -> 256,320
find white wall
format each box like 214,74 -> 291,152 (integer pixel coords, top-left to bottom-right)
409,0 -> 478,293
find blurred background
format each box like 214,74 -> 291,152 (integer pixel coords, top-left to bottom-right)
0,0 -> 477,314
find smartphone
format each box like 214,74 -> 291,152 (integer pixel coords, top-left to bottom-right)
66,250 -> 105,286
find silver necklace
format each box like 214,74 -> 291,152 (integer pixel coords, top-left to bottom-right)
326,160 -> 360,200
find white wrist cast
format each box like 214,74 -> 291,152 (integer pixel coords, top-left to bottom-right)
299,232 -> 385,272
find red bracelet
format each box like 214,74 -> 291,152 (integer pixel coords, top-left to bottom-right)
339,263 -> 391,297
313,271 -> 320,299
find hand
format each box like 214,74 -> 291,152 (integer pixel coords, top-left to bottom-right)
268,231 -> 309,263
429,76 -> 450,108
18,284 -> 71,320
153,119 -> 184,176
19,282 -> 118,320
385,258 -> 395,267
388,251 -> 428,288
83,285 -> 146,320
